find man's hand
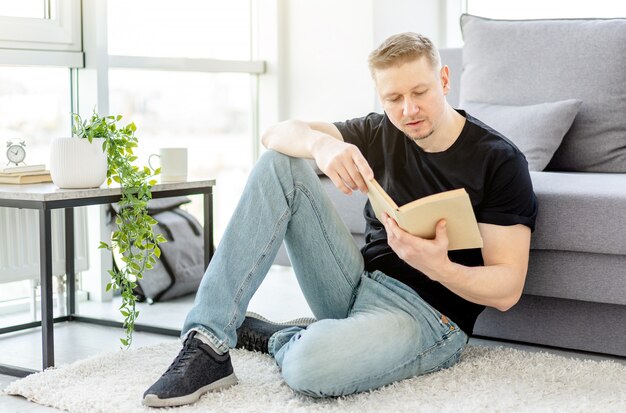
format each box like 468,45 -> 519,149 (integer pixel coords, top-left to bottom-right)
311,137 -> 373,194
382,213 -> 452,280
262,120 -> 373,194
383,212 -> 531,311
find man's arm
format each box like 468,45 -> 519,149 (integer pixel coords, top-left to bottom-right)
382,215 -> 530,311
262,120 -> 342,158
261,120 -> 373,194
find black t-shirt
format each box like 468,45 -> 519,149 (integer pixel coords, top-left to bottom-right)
333,110 -> 538,334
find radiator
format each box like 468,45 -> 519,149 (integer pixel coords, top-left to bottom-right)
0,207 -> 89,284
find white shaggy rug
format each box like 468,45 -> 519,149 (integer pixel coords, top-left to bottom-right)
4,342 -> 626,413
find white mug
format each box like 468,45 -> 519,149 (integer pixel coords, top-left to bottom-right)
149,147 -> 188,183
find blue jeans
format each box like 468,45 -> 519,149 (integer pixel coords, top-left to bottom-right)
183,150 -> 468,397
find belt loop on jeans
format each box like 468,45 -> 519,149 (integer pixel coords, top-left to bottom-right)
441,315 -> 455,330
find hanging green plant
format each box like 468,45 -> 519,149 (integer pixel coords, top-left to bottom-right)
72,110 -> 167,347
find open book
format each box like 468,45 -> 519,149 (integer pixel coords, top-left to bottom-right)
365,179 -> 483,251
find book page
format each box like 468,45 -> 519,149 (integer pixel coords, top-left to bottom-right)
366,179 -> 483,251
365,179 -> 400,222
396,191 -> 483,250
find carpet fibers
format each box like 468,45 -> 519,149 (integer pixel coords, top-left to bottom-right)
4,342 -> 626,413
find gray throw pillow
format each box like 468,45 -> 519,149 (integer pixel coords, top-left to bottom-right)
459,14 -> 626,172
461,100 -> 582,171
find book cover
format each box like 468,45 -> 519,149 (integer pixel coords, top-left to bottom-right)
365,179 -> 483,251
0,169 -> 51,177
0,172 -> 52,184
0,164 -> 46,174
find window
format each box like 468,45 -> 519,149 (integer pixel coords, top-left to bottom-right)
0,66 -> 71,313
0,1 -> 264,309
0,0 -> 81,58
107,69 -> 254,234
108,70 -> 253,177
0,66 -> 71,165
0,1 -> 79,311
105,0 -> 263,240
108,0 -> 251,60
0,0 -> 51,19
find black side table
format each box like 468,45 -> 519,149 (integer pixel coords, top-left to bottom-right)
0,180 -> 215,377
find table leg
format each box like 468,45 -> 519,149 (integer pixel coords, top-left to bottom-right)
203,190 -> 214,269
39,208 -> 54,369
65,208 -> 75,315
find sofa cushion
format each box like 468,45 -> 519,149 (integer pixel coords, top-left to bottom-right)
459,14 -> 626,173
524,250 -> 626,306
529,171 -> 626,255
474,295 -> 626,357
461,100 -> 582,171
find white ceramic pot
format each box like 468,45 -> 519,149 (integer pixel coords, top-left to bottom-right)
50,137 -> 107,189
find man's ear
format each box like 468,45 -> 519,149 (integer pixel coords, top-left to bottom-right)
440,65 -> 450,95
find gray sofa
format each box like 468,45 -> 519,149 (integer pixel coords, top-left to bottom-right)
277,15 -> 626,357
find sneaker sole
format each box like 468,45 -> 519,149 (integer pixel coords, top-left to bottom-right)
142,372 -> 238,408
245,311 -> 316,327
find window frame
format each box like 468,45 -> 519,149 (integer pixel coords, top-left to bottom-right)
108,56 -> 264,74
0,0 -> 82,67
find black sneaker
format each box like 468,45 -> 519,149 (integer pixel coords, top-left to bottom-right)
143,331 -> 238,408
235,312 -> 316,354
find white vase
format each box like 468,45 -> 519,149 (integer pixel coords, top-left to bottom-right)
50,137 -> 107,189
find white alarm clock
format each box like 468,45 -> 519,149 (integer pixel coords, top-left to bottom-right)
6,139 -> 27,166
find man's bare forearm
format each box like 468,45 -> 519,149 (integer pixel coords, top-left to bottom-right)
261,120 -> 344,158
262,120 -> 373,194
433,260 -> 526,312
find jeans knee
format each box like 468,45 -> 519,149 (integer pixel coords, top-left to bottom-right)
279,333 -> 350,398
281,356 -> 327,398
259,149 -> 288,162
247,150 -> 294,194
256,149 -> 291,172
257,150 -> 314,179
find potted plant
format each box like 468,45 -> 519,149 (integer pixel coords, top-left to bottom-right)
72,111 -> 166,347
50,134 -> 107,189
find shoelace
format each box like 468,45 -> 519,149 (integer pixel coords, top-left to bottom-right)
163,338 -> 199,375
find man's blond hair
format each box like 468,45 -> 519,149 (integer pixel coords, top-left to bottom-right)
368,32 -> 441,76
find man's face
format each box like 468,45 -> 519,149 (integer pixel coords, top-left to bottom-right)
374,57 -> 449,142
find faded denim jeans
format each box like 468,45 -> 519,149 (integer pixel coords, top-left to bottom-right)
183,150 -> 468,397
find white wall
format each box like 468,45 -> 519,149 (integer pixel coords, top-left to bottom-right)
280,0 -> 376,122
275,0 -> 447,125
373,0 -> 444,47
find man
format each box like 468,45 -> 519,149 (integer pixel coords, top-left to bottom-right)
143,32 -> 537,407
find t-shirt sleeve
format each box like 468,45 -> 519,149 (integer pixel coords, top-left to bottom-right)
333,112 -> 383,159
476,153 -> 538,232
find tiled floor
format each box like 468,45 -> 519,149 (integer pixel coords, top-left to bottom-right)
1,265 -> 624,412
